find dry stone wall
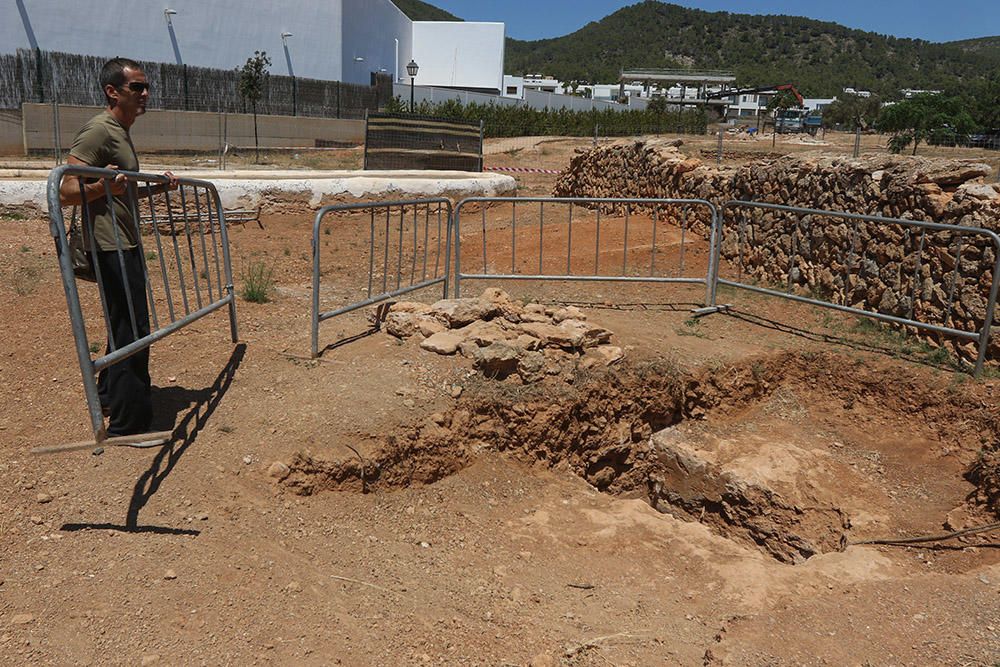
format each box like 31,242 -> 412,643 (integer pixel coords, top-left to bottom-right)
554,139 -> 1000,364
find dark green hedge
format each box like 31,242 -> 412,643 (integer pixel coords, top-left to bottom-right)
384,97 -> 708,138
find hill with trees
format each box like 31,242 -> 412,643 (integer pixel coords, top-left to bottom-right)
391,0 -> 461,22
497,1 -> 998,98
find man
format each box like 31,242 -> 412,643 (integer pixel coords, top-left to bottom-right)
59,57 -> 178,436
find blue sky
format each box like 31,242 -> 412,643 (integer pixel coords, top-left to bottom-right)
427,1 -> 1000,43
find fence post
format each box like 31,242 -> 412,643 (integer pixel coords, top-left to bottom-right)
50,75 -> 61,165
478,119 -> 485,172
716,129 -> 723,166
183,63 -> 190,111
853,126 -> 861,158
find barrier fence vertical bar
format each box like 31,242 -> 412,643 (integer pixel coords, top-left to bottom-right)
382,208 -> 390,294
908,230 -> 926,321
83,180 -> 115,351
193,187 -> 215,302
622,204 -> 629,275
566,203 -> 573,275
705,205 -> 720,307
442,201 -> 452,299
396,207 -> 404,290
422,204 -> 430,282
144,185 -> 175,322
411,206 -> 418,285
364,210 -> 374,298
453,201 -> 463,298
511,201 -> 517,273
481,207 -> 488,274
650,207 -> 658,276
974,245 -> 1000,375
203,187 -> 225,307
126,181 -> 159,331
434,205 -> 442,279
737,209 -> 746,280
679,208 -> 687,276
163,187 -> 191,316
594,208 -> 601,275
208,187 -> 239,344
944,233 -> 964,326
786,212 -> 799,293
104,182 -> 140,342
50,167 -> 106,442
311,208 -> 322,359
178,185 -> 204,310
538,202 -> 544,274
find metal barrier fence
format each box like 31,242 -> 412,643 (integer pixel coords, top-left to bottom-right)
45,165 -> 238,450
718,201 -> 1000,375
311,199 -> 453,358
452,197 -> 721,306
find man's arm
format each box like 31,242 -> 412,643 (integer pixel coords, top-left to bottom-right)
59,159 -> 178,205
140,170 -> 180,197
58,155 -> 127,206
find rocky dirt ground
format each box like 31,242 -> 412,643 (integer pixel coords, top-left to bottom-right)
1,134 -> 999,666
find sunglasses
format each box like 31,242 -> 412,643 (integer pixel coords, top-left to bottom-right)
122,81 -> 150,93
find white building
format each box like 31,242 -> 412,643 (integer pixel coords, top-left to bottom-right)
1,0 -> 505,92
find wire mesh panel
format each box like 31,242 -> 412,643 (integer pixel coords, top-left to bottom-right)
452,197 -> 721,306
45,165 -> 239,447
364,113 -> 483,171
719,201 -> 1000,375
311,199 -> 453,357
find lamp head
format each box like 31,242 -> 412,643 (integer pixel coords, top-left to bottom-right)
406,59 -> 419,77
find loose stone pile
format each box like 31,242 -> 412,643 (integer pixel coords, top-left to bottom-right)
378,288 -> 623,382
554,139 -> 1000,362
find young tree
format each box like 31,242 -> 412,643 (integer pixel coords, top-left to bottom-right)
238,51 -> 271,163
877,93 -> 975,155
823,93 -> 882,130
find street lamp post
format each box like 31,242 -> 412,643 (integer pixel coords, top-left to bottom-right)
406,59 -> 419,113
281,32 -> 296,116
163,9 -> 188,109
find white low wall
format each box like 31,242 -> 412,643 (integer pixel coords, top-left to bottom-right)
18,104 -> 365,155
0,170 -> 516,210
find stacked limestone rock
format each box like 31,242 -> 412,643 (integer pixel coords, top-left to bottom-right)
554,139 -> 1000,362
379,288 -> 624,383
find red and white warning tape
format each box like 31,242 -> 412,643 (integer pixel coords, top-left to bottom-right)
485,166 -> 563,174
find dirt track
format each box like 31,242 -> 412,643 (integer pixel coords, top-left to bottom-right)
1,134 -> 1000,665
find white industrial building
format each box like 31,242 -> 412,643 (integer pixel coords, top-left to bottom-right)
2,0 -> 505,93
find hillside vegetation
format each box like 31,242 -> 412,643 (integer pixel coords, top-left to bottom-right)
391,0 -> 462,22
500,2 -> 999,98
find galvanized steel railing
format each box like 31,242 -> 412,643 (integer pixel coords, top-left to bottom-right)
311,199 -> 453,358
719,200 -> 1000,375
452,197 -> 722,306
45,165 -> 239,449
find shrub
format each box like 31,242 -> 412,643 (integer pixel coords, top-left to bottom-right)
241,259 -> 274,303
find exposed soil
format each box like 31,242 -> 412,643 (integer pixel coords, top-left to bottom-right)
1,135 -> 1000,665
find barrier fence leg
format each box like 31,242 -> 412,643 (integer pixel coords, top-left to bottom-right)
50,222 -> 107,442
211,194 -> 239,344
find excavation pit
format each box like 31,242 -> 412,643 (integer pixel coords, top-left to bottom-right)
283,350 -> 999,565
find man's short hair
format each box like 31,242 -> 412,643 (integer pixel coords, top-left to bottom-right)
100,57 -> 142,104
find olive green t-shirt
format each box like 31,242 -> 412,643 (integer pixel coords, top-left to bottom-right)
69,111 -> 140,251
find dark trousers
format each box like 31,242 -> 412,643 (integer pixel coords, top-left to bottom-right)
95,247 -> 152,435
